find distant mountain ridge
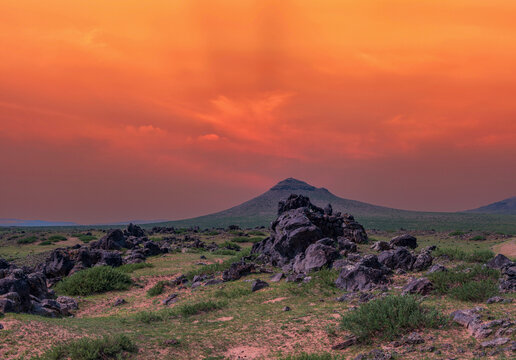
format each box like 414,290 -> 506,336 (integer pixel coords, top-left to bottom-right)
466,196 -> 516,215
148,178 -> 516,232
0,218 -> 78,227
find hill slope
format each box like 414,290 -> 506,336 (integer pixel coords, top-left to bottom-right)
148,178 -> 516,233
466,196 -> 516,215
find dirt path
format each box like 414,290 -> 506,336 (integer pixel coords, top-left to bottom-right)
493,238 -> 516,258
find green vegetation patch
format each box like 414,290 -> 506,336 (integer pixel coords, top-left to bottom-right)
433,247 -> 494,263
117,262 -> 154,273
232,236 -> 265,244
17,236 -> 38,244
147,280 -> 168,297
75,234 -> 97,243
340,295 -> 446,342
54,266 -> 132,296
184,248 -> 252,280
134,300 -> 227,323
427,264 -> 499,302
48,235 -> 67,242
31,334 -> 137,360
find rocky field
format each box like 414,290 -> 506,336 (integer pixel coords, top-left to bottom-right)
0,195 -> 515,360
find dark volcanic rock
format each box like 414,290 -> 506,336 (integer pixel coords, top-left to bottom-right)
378,248 -> 415,271
402,277 -> 433,295
91,229 -> 128,250
251,279 -> 269,292
487,254 -> 513,269
292,239 -> 339,273
222,262 -> 255,281
499,263 -> 516,293
412,251 -> 433,271
389,234 -> 418,249
125,223 -> 145,237
270,273 -> 284,282
251,194 -> 367,273
338,238 -> 358,252
371,241 -> 391,252
426,264 -> 447,274
335,255 -> 390,291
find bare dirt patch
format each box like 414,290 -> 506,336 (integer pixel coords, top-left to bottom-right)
493,238 -> 516,258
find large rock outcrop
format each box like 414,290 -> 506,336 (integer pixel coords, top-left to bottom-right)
251,194 -> 368,273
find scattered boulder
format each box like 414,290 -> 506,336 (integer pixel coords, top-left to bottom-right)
480,337 -> 509,348
251,279 -> 269,292
426,264 -> 447,274
499,263 -> 516,293
402,277 -> 433,295
125,223 -> 145,237
389,234 -> 418,249
91,229 -> 127,251
378,248 -> 415,271
332,336 -> 357,350
283,306 -> 291,312
487,296 -> 511,304
335,255 -> 390,291
338,238 -> 358,253
371,241 -> 391,252
292,239 -> 339,273
162,294 -> 178,305
222,262 -> 255,281
56,296 -> 78,313
487,254 -> 513,269
403,332 -> 424,345
412,251 -> 433,271
113,298 -> 127,306
270,273 -> 284,282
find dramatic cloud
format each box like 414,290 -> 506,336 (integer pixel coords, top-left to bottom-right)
0,0 -> 515,223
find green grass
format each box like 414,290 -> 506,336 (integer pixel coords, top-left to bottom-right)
54,266 -> 132,296
147,280 -> 168,297
38,240 -> 53,246
340,295 -> 447,342
448,280 -> 499,302
31,334 -> 137,360
75,234 -> 97,243
211,249 -> 238,256
134,300 -> 228,323
449,231 -> 466,236
433,247 -> 494,263
17,236 -> 38,244
214,286 -> 252,299
232,236 -> 265,244
469,235 -> 486,241
427,264 -> 500,302
184,248 -> 252,280
117,262 -> 154,273
48,235 -> 67,242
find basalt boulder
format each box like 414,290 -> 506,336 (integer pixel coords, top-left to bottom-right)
378,248 -> 415,271
389,234 -> 418,249
335,255 -> 390,291
90,229 -> 128,251
125,223 -> 145,237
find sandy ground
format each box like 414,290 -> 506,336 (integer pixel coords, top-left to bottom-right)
493,238 -> 516,258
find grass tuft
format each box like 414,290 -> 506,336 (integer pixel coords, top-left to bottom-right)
17,236 -> 38,244
54,266 -> 132,296
31,334 -> 137,360
117,262 -> 154,273
147,280 -> 168,297
433,247 -> 494,263
340,295 -> 446,342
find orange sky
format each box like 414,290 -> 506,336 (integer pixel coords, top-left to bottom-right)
1,0 -> 516,223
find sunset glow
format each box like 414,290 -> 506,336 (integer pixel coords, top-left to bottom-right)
1,0 -> 516,223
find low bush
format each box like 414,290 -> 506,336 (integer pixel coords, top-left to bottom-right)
220,241 -> 241,251
147,281 -> 168,297
433,247 -> 494,263
428,264 -> 499,301
117,262 -> 154,273
211,249 -> 237,256
48,235 -> 67,242
17,236 -> 38,244
469,235 -> 487,241
204,230 -> 220,236
175,300 -> 227,317
340,295 -> 446,342
39,240 -> 53,246
32,334 -> 137,360
449,231 -> 466,236
248,230 -> 266,236
75,234 -> 97,243
54,266 -> 132,296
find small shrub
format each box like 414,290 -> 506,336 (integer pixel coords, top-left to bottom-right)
118,262 -> 154,273
134,310 -> 169,323
449,280 -> 499,302
17,236 -> 38,244
175,300 -> 227,317
220,241 -> 241,251
147,281 -> 168,297
428,265 -> 499,301
48,235 -> 67,242
76,234 -> 97,243
184,248 -> 251,280
449,231 -> 465,237
433,247 -> 494,263
204,230 -> 220,236
39,240 -> 53,246
340,295 -> 446,342
214,287 -> 252,299
32,334 -> 137,360
469,235 -> 487,241
248,230 -> 266,236
54,266 -> 132,296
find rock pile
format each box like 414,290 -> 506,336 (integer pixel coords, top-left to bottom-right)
251,194 -> 368,274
